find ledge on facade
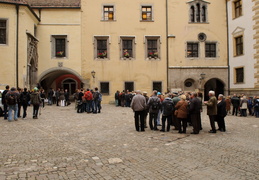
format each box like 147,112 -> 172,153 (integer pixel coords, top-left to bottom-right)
169,66 -> 228,69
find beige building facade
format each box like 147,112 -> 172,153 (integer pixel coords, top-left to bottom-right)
168,0 -> 229,100
0,0 -> 236,103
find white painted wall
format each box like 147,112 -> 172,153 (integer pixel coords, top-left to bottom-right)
228,0 -> 256,89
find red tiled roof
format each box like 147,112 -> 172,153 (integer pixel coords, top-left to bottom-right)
25,0 -> 80,8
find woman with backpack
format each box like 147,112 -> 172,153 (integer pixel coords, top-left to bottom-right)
30,87 -> 41,119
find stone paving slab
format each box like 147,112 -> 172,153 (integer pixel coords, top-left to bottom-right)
0,104 -> 258,180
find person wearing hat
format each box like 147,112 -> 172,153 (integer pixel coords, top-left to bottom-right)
30,87 -> 41,119
5,87 -> 19,122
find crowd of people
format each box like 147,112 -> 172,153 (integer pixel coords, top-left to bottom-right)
1,85 -> 43,121
115,89 -> 259,134
1,85 -> 74,122
73,87 -> 102,114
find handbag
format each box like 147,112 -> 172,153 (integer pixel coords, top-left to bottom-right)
174,110 -> 178,116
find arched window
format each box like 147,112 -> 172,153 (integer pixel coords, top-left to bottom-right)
190,6 -> 195,22
202,6 -> 206,22
188,0 -> 209,23
196,3 -> 200,22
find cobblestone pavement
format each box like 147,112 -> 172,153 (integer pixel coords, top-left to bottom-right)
0,104 -> 258,180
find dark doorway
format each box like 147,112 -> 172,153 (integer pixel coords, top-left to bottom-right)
204,78 -> 225,101
63,79 -> 77,96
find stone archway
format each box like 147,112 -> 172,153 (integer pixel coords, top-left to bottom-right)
204,78 -> 225,101
38,67 -> 87,94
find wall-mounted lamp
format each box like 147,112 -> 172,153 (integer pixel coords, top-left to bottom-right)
91,70 -> 96,78
200,73 -> 206,80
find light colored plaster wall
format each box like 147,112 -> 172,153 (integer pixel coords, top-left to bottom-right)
82,0 -> 167,102
228,0 -> 256,89
0,4 -> 17,88
36,9 -> 82,78
168,0 -> 228,67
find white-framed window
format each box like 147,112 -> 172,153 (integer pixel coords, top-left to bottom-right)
145,36 -> 160,60
188,0 -> 209,23
141,5 -> 153,21
0,19 -> 7,45
94,36 -> 110,59
120,36 -> 135,59
103,5 -> 115,21
187,42 -> 199,58
51,35 -> 68,58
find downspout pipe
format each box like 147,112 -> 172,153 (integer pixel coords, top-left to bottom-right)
226,1 -> 230,95
16,4 -> 19,88
166,0 -> 169,91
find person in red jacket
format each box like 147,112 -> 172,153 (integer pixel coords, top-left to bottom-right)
84,89 -> 93,113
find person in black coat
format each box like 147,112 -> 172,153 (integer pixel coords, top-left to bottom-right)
20,88 -> 30,119
217,94 -> 227,132
231,94 -> 240,116
189,92 -> 202,134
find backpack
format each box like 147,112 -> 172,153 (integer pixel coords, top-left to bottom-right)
255,99 -> 259,107
151,99 -> 159,110
93,92 -> 100,100
6,93 -> 17,105
98,93 -> 102,101
22,93 -> 28,103
165,101 -> 174,112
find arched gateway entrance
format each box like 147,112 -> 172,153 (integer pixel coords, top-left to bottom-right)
204,78 -> 225,101
39,68 -> 84,96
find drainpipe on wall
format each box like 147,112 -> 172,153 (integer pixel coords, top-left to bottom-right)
226,1 -> 230,95
166,0 -> 169,91
16,4 -> 19,88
